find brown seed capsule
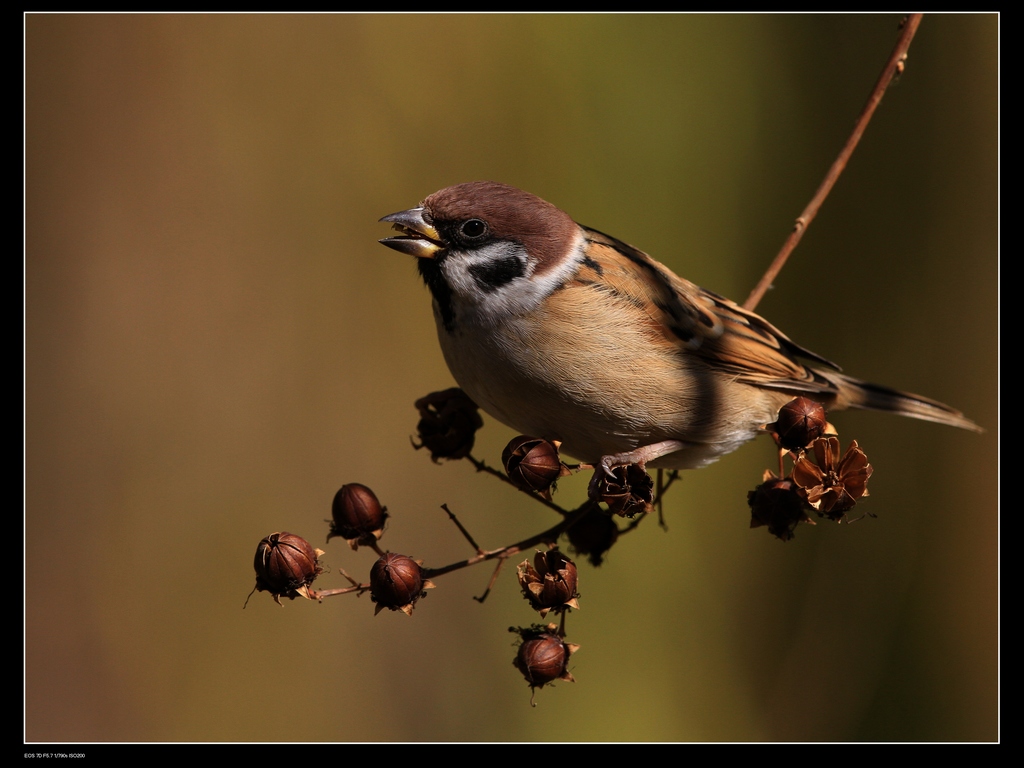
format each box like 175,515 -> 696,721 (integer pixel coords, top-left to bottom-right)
592,464 -> 654,517
747,472 -> 814,542
769,397 -> 829,451
329,483 -> 388,547
369,553 -> 433,616
502,436 -> 567,497
517,550 -> 580,617
511,625 -> 578,697
791,437 -> 873,521
566,506 -> 619,566
252,532 -> 323,604
412,388 -> 484,462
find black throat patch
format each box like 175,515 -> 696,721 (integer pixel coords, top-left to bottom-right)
418,257 -> 456,332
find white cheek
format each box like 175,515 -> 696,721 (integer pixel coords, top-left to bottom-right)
441,232 -> 587,324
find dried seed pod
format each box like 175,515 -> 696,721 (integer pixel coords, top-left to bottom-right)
328,483 -> 388,547
412,388 -> 483,462
369,553 -> 434,616
592,464 -> 654,517
748,472 -> 814,542
768,397 -> 830,451
502,436 -> 567,497
517,550 -> 580,617
566,506 -> 619,566
791,437 -> 873,521
252,532 -> 323,604
511,624 -> 579,700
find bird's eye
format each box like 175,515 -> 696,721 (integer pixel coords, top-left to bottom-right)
459,219 -> 488,240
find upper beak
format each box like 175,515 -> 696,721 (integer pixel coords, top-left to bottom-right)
379,207 -> 444,259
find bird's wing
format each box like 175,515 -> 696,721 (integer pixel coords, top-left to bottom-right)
579,226 -> 841,396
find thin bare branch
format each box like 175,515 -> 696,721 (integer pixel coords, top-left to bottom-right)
654,469 -> 680,530
310,584 -> 370,599
472,558 -> 507,603
744,14 -> 924,311
442,503 -> 484,554
420,502 -> 596,580
336,565 -> 362,588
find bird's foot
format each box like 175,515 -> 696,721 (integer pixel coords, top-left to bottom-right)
587,440 -> 686,501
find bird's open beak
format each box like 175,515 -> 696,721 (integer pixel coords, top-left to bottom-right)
379,207 -> 443,259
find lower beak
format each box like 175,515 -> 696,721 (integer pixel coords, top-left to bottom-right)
379,207 -> 443,259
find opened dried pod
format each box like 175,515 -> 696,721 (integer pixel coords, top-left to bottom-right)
566,506 -> 620,566
413,388 -> 483,462
748,472 -> 814,542
792,437 -> 873,521
592,463 -> 654,517
517,550 -> 580,617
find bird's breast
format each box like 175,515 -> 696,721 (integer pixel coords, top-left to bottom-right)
432,282 -> 778,468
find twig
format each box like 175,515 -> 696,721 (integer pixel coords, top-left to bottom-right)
442,503 -> 484,554
336,565 -> 363,588
473,559 -> 506,603
743,14 -> 923,312
420,502 -> 595,580
310,583 -> 370,599
654,469 -> 680,530
312,501 -> 599,599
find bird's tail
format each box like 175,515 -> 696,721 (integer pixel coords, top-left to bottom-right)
822,371 -> 982,432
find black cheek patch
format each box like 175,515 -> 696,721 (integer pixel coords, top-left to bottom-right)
468,255 -> 526,292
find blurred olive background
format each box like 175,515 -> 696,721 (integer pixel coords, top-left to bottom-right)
26,14 -> 996,742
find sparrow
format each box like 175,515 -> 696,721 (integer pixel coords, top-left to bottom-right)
379,181 -> 979,475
